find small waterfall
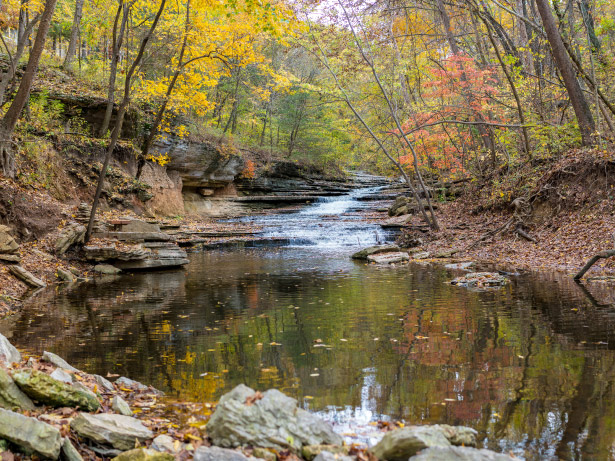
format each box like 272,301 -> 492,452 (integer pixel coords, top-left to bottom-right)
245,187 -> 393,250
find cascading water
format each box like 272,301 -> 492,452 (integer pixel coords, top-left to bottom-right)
240,186 -> 393,249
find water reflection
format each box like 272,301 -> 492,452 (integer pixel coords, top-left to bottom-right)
3,250 -> 615,460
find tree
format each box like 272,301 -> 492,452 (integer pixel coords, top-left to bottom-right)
0,0 -> 59,178
63,0 -> 86,71
534,0 -> 595,145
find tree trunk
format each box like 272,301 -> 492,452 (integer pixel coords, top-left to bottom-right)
0,0 -> 58,178
535,0 -> 595,145
86,0 -> 167,242
99,1 -> 128,137
63,0 -> 85,71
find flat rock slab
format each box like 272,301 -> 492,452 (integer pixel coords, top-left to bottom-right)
411,446 -> 517,460
381,215 -> 412,228
207,384 -> 342,452
367,252 -> 410,264
0,254 -> 21,264
0,368 -> 35,411
71,413 -> 153,450
8,265 -> 46,288
351,244 -> 400,260
13,369 -> 100,411
0,408 -> 62,459
372,425 -> 477,461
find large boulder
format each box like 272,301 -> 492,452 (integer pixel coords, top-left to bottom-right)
351,244 -> 400,260
70,413 -> 153,450
12,369 -> 100,411
55,223 -> 86,255
411,446 -> 517,460
0,225 -> 19,254
0,408 -> 62,459
206,384 -> 342,452
0,333 -> 21,365
0,368 -> 35,411
372,425 -> 477,461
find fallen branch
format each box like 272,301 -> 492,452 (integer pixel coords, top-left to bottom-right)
574,250 -> 615,280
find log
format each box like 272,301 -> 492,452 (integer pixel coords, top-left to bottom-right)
574,249 -> 615,280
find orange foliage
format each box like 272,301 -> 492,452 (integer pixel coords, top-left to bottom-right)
241,159 -> 256,179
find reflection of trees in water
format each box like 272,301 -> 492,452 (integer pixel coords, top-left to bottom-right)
5,253 -> 615,458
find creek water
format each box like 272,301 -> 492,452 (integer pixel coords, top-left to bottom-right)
3,189 -> 615,459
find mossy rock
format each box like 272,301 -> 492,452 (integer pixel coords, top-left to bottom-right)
12,369 -> 100,411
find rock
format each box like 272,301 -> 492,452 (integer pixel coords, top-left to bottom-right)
119,219 -> 161,233
115,376 -> 148,391
0,226 -> 19,254
450,272 -> 508,288
381,215 -> 412,228
0,334 -> 21,365
351,244 -> 400,260
411,446 -> 516,460
206,384 -> 342,452
302,444 -> 349,460
0,368 -> 35,411
70,413 -> 153,451
193,446 -> 257,461
83,244 -> 149,262
57,268 -> 76,282
0,408 -> 62,459
367,252 -> 410,264
32,249 -> 54,260
94,374 -> 115,392
50,368 -> 73,384
252,447 -> 276,461
444,262 -> 474,270
0,254 -> 20,264
12,369 -> 100,411
434,249 -> 459,258
62,437 -> 84,461
55,223 -> 86,255
42,351 -> 80,372
151,434 -> 178,453
112,395 -> 132,416
388,196 -> 409,217
412,251 -> 430,260
8,265 -> 46,288
371,425 -> 477,461
112,448 -> 174,461
113,243 -> 189,270
94,264 -> 122,275
313,452 -> 354,461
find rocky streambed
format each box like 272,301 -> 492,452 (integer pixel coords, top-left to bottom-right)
0,332 -> 517,460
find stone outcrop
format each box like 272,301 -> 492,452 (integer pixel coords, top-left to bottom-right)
0,408 -> 62,459
0,225 -> 19,254
70,413 -> 153,450
152,137 -> 245,189
12,369 -> 100,411
139,163 -> 184,217
206,384 -> 342,452
55,223 -> 86,255
372,425 -> 477,461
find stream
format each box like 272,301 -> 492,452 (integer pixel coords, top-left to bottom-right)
3,188 -> 615,459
